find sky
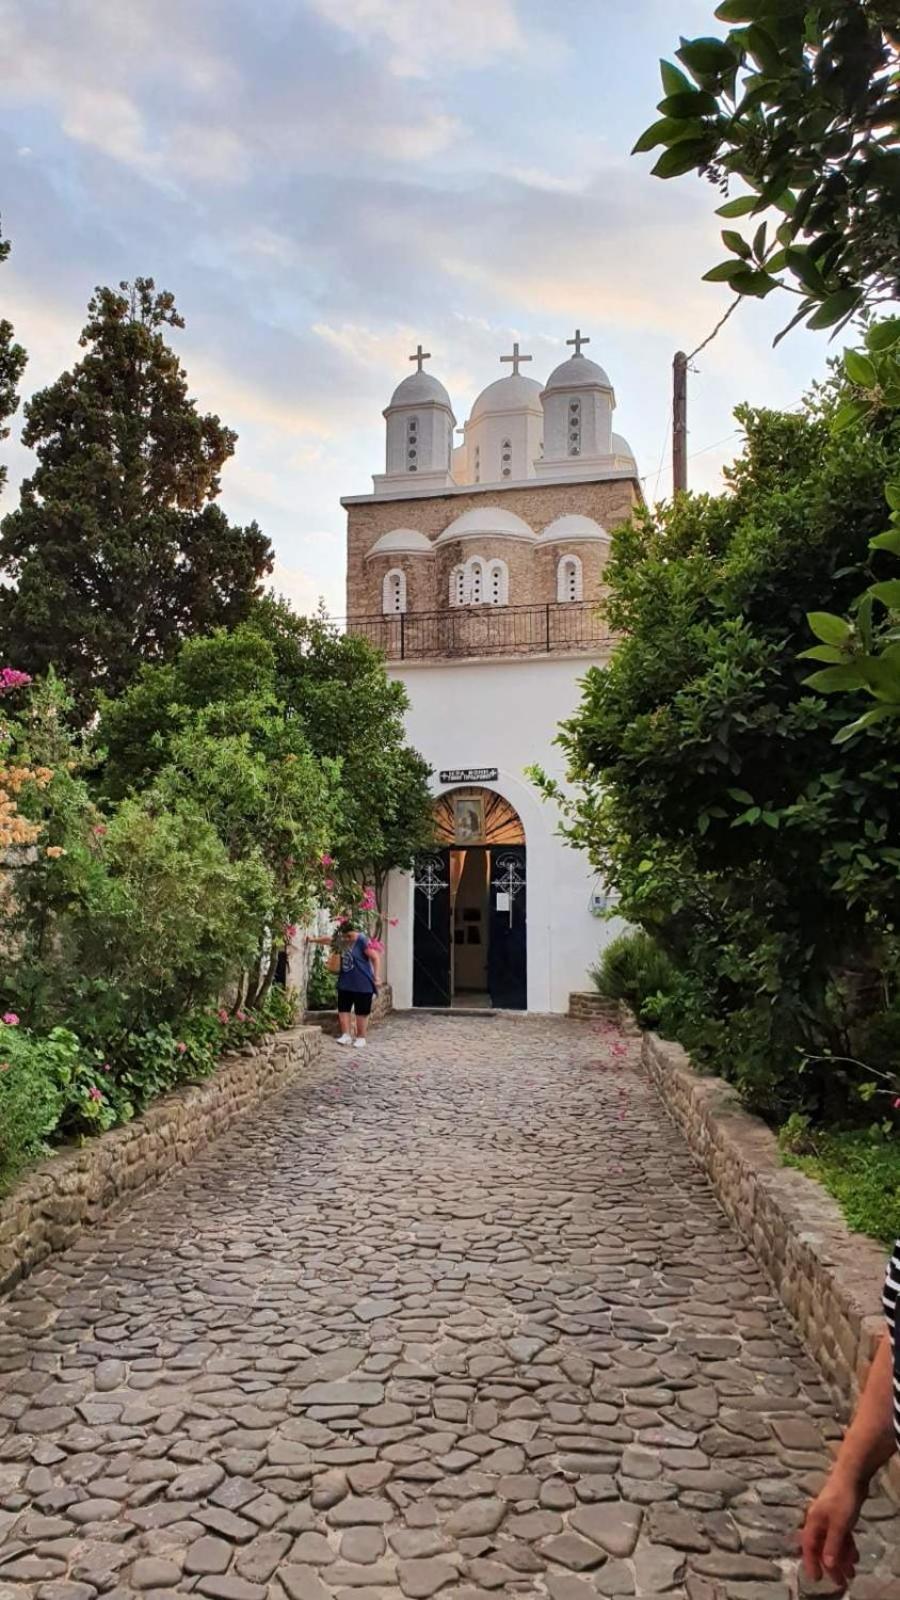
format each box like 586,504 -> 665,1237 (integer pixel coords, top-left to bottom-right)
1,0 -> 838,617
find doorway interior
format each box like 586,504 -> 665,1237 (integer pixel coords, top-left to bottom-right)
412,786 -> 527,1011
450,847 -> 491,1008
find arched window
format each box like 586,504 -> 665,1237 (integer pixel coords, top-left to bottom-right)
487,559 -> 508,605
469,558 -> 484,604
557,554 -> 583,603
450,565 -> 466,607
382,568 -> 407,614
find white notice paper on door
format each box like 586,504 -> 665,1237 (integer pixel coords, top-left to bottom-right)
496,892 -> 510,911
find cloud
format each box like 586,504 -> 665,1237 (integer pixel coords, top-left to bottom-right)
306,0 -> 534,79
270,556 -> 339,617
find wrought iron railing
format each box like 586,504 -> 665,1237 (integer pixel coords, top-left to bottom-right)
339,601 -> 611,660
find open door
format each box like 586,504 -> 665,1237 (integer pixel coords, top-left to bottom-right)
412,849 -> 451,1007
488,846 -> 527,1009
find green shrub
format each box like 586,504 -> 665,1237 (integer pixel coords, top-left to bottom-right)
306,946 -> 337,1011
591,931 -> 677,1026
0,1022 -> 69,1190
781,1126 -> 900,1248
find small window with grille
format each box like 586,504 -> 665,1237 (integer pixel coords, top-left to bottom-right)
382,569 -> 407,614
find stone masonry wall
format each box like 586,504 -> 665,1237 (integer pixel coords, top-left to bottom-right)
642,1031 -> 892,1436
347,477 -> 637,617
0,1025 -> 322,1297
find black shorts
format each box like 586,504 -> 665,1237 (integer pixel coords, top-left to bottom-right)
337,988 -> 374,1016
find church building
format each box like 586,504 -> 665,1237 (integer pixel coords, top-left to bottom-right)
342,333 -> 639,1013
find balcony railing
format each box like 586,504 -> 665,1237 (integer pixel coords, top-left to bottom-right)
340,601 -> 611,661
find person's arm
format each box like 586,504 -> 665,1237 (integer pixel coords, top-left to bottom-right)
361,938 -> 381,986
305,936 -> 332,945
801,1332 -> 895,1589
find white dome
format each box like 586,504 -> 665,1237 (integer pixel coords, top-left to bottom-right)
612,432 -> 637,464
366,528 -> 433,559
538,514 -> 610,545
388,370 -> 453,410
543,354 -> 612,393
436,507 -> 535,546
470,373 -> 543,421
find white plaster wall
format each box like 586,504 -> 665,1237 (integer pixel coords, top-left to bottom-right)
542,388 -> 613,463
385,403 -> 454,478
385,655 -> 626,1013
462,407 -> 543,485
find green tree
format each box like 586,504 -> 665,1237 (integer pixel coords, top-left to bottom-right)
635,3 -> 900,736
98,625 -> 340,996
2,672 -> 271,1034
0,279 -> 272,709
250,600 -> 435,909
635,1 -> 899,336
534,390 -> 900,1116
0,223 -> 27,499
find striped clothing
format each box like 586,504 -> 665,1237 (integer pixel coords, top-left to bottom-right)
883,1241 -> 900,1448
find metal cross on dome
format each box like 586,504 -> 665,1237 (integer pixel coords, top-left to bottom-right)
567,328 -> 591,357
500,342 -> 532,376
409,344 -> 431,373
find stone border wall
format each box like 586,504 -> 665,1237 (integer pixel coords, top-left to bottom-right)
306,982 -> 393,1037
642,1031 -> 889,1422
0,1025 -> 322,1298
569,992 -> 641,1031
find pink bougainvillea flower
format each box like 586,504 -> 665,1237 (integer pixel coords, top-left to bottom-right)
88,1086 -> 103,1102
335,915 -> 348,926
92,824 -> 107,838
320,853 -> 334,866
368,937 -> 384,953
1,1013 -> 19,1027
176,1042 -> 187,1055
324,878 -> 334,890
894,1097 -> 900,1110
217,1008 -> 229,1024
236,1010 -> 247,1023
389,918 -> 399,927
283,924 -> 298,940
0,667 -> 32,694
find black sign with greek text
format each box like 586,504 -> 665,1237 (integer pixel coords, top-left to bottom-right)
439,768 -> 498,784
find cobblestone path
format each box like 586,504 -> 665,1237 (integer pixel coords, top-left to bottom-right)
1,1014 -> 898,1600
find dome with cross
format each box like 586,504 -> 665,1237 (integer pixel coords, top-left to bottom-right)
537,328 -> 616,473
463,342 -> 544,485
380,342 -> 457,489
543,328 -> 612,394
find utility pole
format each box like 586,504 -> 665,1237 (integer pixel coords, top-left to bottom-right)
673,351 -> 688,494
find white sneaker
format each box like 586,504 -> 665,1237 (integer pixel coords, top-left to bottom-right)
353,1038 -> 367,1050
337,1033 -> 352,1045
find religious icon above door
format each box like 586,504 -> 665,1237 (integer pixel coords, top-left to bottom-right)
453,794 -> 484,844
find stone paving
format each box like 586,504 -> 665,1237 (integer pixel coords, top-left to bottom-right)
1,1012 -> 898,1600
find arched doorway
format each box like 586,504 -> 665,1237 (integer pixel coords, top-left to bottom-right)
413,787 -> 527,1010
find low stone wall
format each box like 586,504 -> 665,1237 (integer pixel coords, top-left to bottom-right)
569,991 -> 641,1033
569,990 -> 618,1020
0,1024 -> 322,1297
643,1031 -> 889,1421
306,982 -> 393,1037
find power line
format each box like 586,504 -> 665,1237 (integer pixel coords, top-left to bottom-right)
687,297 -> 742,366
